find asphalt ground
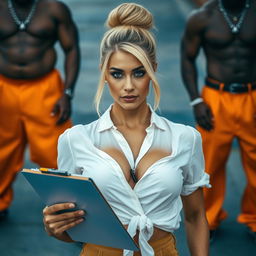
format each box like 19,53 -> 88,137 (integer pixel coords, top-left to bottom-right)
0,0 -> 256,255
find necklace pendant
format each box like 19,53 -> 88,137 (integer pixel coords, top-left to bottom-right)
19,23 -> 26,30
232,26 -> 239,34
8,0 -> 38,32
219,0 -> 251,35
233,16 -> 238,22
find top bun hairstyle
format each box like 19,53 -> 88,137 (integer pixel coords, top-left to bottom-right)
107,2 -> 154,30
95,3 -> 160,114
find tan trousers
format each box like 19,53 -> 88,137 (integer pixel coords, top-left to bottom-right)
80,233 -> 178,256
0,70 -> 72,211
198,83 -> 256,231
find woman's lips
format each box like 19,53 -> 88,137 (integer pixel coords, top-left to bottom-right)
121,95 -> 138,102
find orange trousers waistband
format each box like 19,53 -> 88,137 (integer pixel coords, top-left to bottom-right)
80,233 -> 178,256
0,69 -> 60,86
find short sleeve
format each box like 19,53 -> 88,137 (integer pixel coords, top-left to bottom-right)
57,129 -> 76,173
181,128 -> 211,196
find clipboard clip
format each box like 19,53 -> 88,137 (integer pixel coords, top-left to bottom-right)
39,167 -> 71,176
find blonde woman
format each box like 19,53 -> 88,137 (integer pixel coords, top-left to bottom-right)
43,3 -> 210,256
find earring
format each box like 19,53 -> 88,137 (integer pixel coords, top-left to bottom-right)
104,81 -> 108,86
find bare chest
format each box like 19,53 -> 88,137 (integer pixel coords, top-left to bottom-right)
204,8 -> 256,49
0,6 -> 57,42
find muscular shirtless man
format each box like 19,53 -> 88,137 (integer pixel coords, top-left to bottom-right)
181,0 -> 256,240
0,0 -> 80,220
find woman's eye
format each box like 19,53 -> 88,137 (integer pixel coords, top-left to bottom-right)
110,72 -> 123,79
134,70 -> 146,78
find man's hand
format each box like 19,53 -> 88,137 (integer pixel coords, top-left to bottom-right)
51,95 -> 72,125
193,102 -> 214,131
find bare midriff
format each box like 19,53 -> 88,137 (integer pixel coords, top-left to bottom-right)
123,224 -> 171,244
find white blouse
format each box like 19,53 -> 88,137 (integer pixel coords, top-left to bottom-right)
57,105 -> 210,256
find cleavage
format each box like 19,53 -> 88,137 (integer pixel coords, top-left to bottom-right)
101,147 -> 171,188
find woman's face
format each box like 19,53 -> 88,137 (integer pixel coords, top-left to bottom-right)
105,50 -> 151,111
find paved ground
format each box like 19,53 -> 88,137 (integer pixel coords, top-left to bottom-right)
0,0 -> 256,255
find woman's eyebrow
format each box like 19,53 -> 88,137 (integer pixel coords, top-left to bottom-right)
109,67 -> 123,71
132,66 -> 144,71
109,66 -> 144,72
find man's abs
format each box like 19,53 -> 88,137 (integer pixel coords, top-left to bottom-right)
0,47 -> 57,79
204,46 -> 256,83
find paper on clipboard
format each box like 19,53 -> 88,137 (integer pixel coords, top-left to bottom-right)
22,168 -> 139,251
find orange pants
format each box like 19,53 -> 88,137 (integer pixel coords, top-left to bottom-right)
198,84 -> 256,231
80,233 -> 178,256
0,70 -> 72,211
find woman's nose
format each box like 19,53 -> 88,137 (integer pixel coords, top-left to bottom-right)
124,77 -> 134,91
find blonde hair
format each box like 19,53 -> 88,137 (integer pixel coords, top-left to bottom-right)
94,3 -> 161,114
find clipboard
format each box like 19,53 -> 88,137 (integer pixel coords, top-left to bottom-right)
22,168 -> 139,251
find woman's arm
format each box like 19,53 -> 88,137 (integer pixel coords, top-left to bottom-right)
181,188 -> 209,256
43,203 -> 85,242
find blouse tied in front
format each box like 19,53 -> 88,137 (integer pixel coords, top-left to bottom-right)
57,105 -> 210,256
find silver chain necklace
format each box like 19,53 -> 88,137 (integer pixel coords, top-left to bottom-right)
218,0 -> 250,34
8,0 -> 38,31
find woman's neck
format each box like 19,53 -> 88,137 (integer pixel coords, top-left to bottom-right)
110,103 -> 151,129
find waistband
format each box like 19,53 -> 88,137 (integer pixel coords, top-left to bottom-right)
205,77 -> 256,93
0,69 -> 60,85
149,232 -> 176,249
82,233 -> 176,254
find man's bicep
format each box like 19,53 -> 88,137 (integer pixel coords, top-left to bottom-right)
55,3 -> 79,50
182,13 -> 204,59
58,21 -> 79,51
182,35 -> 201,60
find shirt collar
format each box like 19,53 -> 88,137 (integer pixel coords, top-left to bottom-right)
97,104 -> 166,133
147,104 -> 166,131
97,105 -> 115,132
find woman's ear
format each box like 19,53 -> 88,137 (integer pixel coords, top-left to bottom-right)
104,75 -> 108,84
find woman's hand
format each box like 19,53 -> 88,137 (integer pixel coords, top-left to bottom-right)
43,203 -> 85,242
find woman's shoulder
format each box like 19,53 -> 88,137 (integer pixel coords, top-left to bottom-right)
161,116 -> 198,135
160,116 -> 201,144
59,120 -> 99,143
60,124 -> 85,136
173,122 -> 200,138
